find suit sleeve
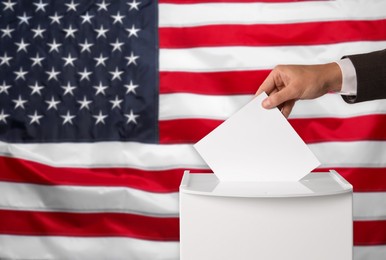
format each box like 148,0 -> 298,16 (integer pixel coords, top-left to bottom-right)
342,49 -> 386,103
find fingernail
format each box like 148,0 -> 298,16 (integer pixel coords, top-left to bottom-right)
262,98 -> 271,109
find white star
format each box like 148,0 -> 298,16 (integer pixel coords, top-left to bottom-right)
109,96 -> 123,109
124,80 -> 139,94
126,25 -> 140,38
94,53 -> 108,67
31,25 -> 46,38
62,53 -> 77,67
96,0 -> 110,11
49,12 -> 63,25
46,67 -> 60,81
45,96 -> 61,110
1,25 -> 14,38
109,67 -> 124,81
125,52 -> 139,66
77,96 -> 92,110
15,39 -> 29,53
47,39 -> 61,53
63,25 -> 78,38
12,95 -> 27,109
93,81 -> 108,95
78,68 -> 92,81
2,0 -> 17,11
79,39 -> 93,53
61,82 -> 76,96
29,81 -> 44,95
17,12 -> 32,25
14,67 -> 28,80
28,111 -> 43,125
0,81 -> 11,95
95,25 -> 108,38
0,52 -> 12,66
60,111 -> 76,125
111,11 -> 124,24
33,0 -> 48,12
93,110 -> 108,125
30,53 -> 45,67
81,12 -> 94,24
110,38 -> 124,52
0,110 -> 10,124
65,0 -> 79,12
127,0 -> 141,11
124,110 -> 139,124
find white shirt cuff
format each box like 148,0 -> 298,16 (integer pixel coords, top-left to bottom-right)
335,58 -> 357,96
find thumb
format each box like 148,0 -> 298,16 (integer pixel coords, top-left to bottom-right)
262,87 -> 296,109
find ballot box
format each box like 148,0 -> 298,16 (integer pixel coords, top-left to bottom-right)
180,170 -> 353,260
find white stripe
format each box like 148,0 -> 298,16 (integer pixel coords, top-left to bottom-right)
354,192 -> 386,220
0,235 -> 179,260
159,0 -> 386,27
0,142 -> 207,169
0,182 -> 178,216
159,94 -> 386,120
354,245 -> 386,260
160,41 -> 386,72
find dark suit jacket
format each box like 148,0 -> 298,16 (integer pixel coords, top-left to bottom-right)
342,49 -> 386,103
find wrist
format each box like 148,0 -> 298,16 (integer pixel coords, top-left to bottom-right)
322,62 -> 343,93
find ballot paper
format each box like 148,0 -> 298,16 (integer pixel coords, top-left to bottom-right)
194,92 -> 320,182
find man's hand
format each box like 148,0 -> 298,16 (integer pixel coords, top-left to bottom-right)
255,63 -> 342,117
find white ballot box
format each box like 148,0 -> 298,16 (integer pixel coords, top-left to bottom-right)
180,170 -> 353,260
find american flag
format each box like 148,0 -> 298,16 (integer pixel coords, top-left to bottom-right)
0,0 -> 385,259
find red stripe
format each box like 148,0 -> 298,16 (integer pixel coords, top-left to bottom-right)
159,0 -> 319,3
0,156 -> 208,193
0,209 -> 179,241
160,20 -> 386,48
160,70 -> 269,95
354,220 -> 386,245
160,115 -> 386,144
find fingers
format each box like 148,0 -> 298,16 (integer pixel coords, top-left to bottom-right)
255,71 -> 276,96
281,100 -> 295,118
262,86 -> 296,109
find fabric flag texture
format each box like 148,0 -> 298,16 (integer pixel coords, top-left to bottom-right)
0,0 -> 385,259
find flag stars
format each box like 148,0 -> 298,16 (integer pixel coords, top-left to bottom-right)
0,110 -> 10,124
111,12 -> 125,24
15,39 -> 29,53
128,0 -> 141,11
46,67 -> 60,81
0,81 -> 11,95
33,0 -> 48,12
79,39 -> 93,53
47,39 -> 62,53
93,82 -> 108,95
96,0 -> 110,11
109,96 -> 123,109
110,39 -> 124,52
77,96 -> 92,110
94,53 -> 108,67
32,25 -> 46,38
12,95 -> 27,109
45,96 -> 61,110
30,53 -> 45,67
63,25 -> 78,38
95,25 -> 108,38
125,110 -> 139,124
14,67 -> 28,80
81,12 -> 94,24
126,25 -> 140,38
60,111 -> 76,125
1,25 -> 14,38
0,53 -> 12,66
93,110 -> 108,125
49,12 -> 63,25
61,82 -> 76,96
65,0 -> 79,12
28,111 -> 43,125
124,80 -> 139,94
62,53 -> 77,67
2,0 -> 17,11
125,52 -> 139,66
17,12 -> 32,25
78,68 -> 92,81
29,81 -> 44,95
109,67 -> 124,81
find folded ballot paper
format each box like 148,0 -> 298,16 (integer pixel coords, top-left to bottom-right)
194,92 -> 320,182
